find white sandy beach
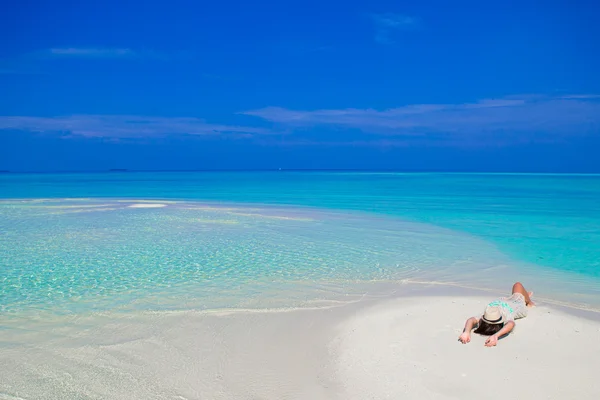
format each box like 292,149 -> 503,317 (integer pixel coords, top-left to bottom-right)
1,286 -> 599,399
333,295 -> 600,399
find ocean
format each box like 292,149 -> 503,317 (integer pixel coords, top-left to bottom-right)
1,172 -> 599,316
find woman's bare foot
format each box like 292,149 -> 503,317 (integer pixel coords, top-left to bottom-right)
527,291 -> 535,307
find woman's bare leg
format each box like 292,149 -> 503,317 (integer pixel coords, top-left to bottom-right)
512,282 -> 534,306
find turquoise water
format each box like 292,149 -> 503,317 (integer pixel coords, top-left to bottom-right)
1,172 -> 599,314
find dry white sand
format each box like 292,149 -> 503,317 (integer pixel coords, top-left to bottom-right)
333,295 -> 600,399
1,286 -> 599,399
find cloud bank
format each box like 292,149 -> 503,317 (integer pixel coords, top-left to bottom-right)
243,95 -> 600,145
2,95 -> 598,147
0,115 -> 266,139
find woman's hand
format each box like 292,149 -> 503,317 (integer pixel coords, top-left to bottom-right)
484,335 -> 498,347
484,321 -> 514,347
459,317 -> 478,344
458,332 -> 471,344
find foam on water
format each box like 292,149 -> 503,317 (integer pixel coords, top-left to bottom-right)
127,203 -> 167,208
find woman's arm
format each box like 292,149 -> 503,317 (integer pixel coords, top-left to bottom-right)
484,321 -> 515,347
458,317 -> 478,344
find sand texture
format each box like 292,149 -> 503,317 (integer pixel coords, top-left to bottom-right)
333,296 -> 600,399
1,288 -> 599,399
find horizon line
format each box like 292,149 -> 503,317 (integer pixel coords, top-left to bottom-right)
1,169 -> 600,175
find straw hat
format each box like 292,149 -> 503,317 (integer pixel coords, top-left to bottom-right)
482,305 -> 504,324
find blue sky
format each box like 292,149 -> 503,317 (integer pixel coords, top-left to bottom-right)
1,0 -> 599,171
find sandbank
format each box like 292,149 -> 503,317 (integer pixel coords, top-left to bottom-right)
1,284 -> 599,399
127,203 -> 168,208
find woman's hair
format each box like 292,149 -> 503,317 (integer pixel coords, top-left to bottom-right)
474,319 -> 504,336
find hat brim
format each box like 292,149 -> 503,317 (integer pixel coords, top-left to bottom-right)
482,316 -> 504,325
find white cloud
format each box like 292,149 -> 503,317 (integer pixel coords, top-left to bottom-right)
0,47 -> 167,74
242,95 -> 600,144
371,13 -> 419,44
44,48 -> 172,60
0,115 -> 267,139
47,48 -> 136,58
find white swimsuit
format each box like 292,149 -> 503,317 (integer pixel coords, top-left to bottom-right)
483,292 -> 528,323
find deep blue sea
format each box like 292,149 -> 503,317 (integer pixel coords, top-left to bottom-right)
1,172 -> 599,314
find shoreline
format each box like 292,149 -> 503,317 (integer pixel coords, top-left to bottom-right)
2,283 -> 599,399
179,281 -> 600,321
2,279 -> 599,328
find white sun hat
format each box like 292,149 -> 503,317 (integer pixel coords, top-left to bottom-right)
482,305 -> 504,324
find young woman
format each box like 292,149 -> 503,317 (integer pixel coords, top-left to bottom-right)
458,282 -> 535,347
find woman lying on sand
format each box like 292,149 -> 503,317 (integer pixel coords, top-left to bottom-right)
459,282 -> 535,347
